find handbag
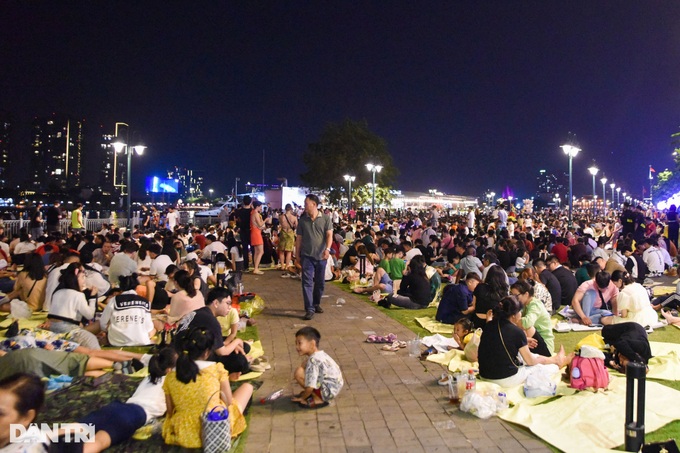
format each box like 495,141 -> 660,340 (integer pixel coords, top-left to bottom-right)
201,390 -> 231,453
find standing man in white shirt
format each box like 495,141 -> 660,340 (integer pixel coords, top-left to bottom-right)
166,206 -> 180,232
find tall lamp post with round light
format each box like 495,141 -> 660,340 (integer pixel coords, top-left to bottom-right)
600,176 -> 608,216
343,174 -> 355,211
112,139 -> 146,227
588,164 -> 599,216
616,187 -> 621,207
610,183 -> 616,211
365,163 -> 383,222
561,144 -> 581,225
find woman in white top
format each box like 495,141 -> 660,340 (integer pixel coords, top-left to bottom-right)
12,232 -> 36,265
604,270 -> 658,328
77,349 -> 176,453
46,263 -> 101,350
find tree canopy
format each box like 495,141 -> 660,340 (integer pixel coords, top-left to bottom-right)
300,119 -> 398,190
653,130 -> 680,203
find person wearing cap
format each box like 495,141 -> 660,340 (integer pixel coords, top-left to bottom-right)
295,194 -> 333,320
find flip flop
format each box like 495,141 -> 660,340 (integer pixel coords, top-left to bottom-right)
298,399 -> 330,409
366,335 -> 379,343
381,341 -> 400,352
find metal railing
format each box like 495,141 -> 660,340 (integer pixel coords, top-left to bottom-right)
2,217 -> 138,237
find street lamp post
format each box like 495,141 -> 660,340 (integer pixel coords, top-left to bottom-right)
234,177 -> 240,199
600,176 -> 608,217
365,163 -> 383,222
112,139 -> 145,227
561,144 -> 581,225
610,183 -> 616,211
343,174 -> 356,211
588,164 -> 599,217
616,187 -> 621,207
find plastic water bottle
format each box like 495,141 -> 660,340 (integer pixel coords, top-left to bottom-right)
260,388 -> 284,404
497,392 -> 508,410
465,369 -> 476,393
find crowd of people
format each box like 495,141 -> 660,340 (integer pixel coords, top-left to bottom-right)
0,196 -> 677,450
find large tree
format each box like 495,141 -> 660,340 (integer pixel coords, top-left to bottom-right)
653,129 -> 680,203
300,119 -> 398,191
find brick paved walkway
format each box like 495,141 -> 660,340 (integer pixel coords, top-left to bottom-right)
242,271 -> 551,453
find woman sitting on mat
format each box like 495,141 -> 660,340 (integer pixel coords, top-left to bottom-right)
76,348 -> 176,453
478,295 -> 571,388
162,327 -> 253,449
378,255 -> 430,309
603,270 -> 658,328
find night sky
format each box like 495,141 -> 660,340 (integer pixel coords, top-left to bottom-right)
3,2 -> 680,201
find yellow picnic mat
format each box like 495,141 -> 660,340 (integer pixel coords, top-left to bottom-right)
498,375 -> 680,453
415,316 -> 454,335
0,312 -> 48,339
426,348 -> 477,373
237,340 -> 265,381
635,341 -> 680,381
652,285 -> 676,296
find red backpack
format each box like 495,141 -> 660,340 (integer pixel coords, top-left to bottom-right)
569,355 -> 610,391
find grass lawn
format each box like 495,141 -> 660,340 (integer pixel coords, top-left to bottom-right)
335,281 -> 680,451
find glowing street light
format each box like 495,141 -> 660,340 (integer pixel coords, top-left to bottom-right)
365,163 -> 383,221
343,174 -> 356,210
561,144 -> 581,225
112,139 -> 145,225
588,164 -> 599,216
616,187 -> 621,206
600,176 -> 608,216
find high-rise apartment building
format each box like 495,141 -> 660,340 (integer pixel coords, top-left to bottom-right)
0,113 -> 12,189
30,114 -> 82,191
167,166 -> 204,198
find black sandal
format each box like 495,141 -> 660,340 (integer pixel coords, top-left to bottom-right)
298,396 -> 329,409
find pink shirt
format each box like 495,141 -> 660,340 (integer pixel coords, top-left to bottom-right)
169,290 -> 205,318
574,280 -> 619,309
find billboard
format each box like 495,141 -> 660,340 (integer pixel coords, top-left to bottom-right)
146,177 -> 178,194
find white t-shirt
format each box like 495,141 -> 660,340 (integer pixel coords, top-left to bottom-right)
150,255 -> 174,282
100,290 -> 154,346
198,264 -> 213,283
166,210 -> 180,229
84,266 -> 111,297
49,288 -> 97,322
109,253 -> 138,287
126,376 -> 167,423
230,246 -> 244,263
201,241 -> 227,260
14,241 -> 36,255
404,248 -> 422,262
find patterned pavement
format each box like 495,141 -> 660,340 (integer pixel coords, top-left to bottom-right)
242,270 -> 551,453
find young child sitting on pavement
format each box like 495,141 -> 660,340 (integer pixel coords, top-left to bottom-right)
292,327 -> 344,409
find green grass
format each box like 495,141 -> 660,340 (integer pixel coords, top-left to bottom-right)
335,281 -> 680,451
